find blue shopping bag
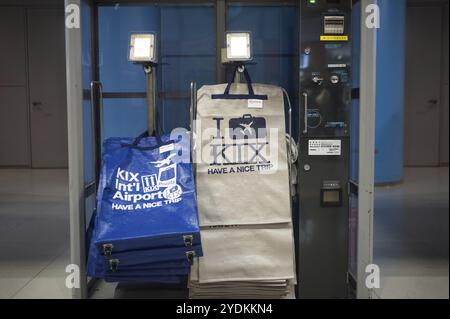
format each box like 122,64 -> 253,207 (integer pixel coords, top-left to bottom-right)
104,275 -> 185,284
90,131 -> 202,256
88,244 -> 200,277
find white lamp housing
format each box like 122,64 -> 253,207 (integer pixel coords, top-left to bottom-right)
129,33 -> 157,63
226,32 -> 252,61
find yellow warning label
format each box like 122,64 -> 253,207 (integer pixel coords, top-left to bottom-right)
320,35 -> 349,41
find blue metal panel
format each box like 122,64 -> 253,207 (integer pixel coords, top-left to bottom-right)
227,5 -> 299,138
351,0 -> 406,184
228,5 -> 298,54
375,0 -> 406,184
102,98 -> 148,139
160,5 -> 215,133
160,6 -> 215,56
227,5 -> 298,90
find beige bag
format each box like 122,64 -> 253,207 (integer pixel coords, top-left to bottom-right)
190,71 -> 296,299
196,225 -> 295,283
194,78 -> 291,227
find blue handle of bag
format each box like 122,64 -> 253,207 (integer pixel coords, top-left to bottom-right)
211,66 -> 268,100
120,131 -> 174,151
224,66 -> 254,96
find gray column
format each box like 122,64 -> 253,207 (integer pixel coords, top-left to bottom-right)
357,0 -> 377,299
65,0 -> 87,299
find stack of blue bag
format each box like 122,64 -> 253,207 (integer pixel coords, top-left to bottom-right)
87,131 -> 202,284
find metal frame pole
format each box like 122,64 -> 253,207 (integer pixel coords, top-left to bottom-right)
65,0 -> 88,299
216,0 -> 227,83
144,65 -> 157,135
357,0 -> 377,299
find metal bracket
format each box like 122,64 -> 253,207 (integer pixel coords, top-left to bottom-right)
109,259 -> 120,272
102,244 -> 114,256
186,251 -> 196,265
143,64 -> 152,74
183,235 -> 194,247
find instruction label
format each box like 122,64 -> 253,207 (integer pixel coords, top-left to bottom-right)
308,140 -> 341,156
248,99 -> 264,109
320,35 -> 349,41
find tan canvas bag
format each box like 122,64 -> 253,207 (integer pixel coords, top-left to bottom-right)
196,224 -> 295,283
194,69 -> 291,226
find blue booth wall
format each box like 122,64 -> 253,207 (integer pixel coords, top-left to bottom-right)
351,0 -> 406,184
227,5 -> 298,93
97,4 -> 216,139
375,0 -> 406,184
227,4 -> 299,138
95,3 -> 299,138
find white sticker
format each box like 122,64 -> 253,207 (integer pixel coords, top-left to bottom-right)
159,143 -> 174,154
328,64 -> 347,68
308,140 -> 341,156
248,99 -> 263,109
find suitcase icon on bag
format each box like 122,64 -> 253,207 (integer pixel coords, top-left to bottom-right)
229,114 -> 267,139
158,163 -> 177,188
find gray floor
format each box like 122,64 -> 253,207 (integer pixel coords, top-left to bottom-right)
0,167 -> 448,299
0,169 -> 70,298
373,167 -> 449,299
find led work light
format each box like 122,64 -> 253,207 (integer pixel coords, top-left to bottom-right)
225,32 -> 252,62
129,33 -> 157,63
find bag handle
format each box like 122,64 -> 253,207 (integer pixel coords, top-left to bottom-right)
131,131 -> 152,146
224,66 -> 254,96
211,66 -> 268,100
120,131 -> 175,151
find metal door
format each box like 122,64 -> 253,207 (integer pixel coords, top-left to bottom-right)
404,5 -> 442,167
28,8 -> 68,168
0,7 -> 30,167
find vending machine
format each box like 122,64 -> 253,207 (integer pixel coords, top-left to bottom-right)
297,0 -> 353,299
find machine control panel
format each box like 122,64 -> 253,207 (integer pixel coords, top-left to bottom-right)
299,0 -> 352,137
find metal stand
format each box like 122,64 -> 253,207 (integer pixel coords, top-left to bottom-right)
144,64 -> 157,135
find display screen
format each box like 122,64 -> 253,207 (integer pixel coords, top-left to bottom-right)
323,190 -> 340,203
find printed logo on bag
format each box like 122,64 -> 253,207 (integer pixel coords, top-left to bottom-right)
141,174 -> 158,192
163,184 -> 182,200
151,153 -> 177,188
205,113 -> 275,175
229,114 -> 267,139
111,155 -> 183,212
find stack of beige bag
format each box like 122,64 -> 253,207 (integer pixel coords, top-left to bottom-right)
189,68 -> 296,299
